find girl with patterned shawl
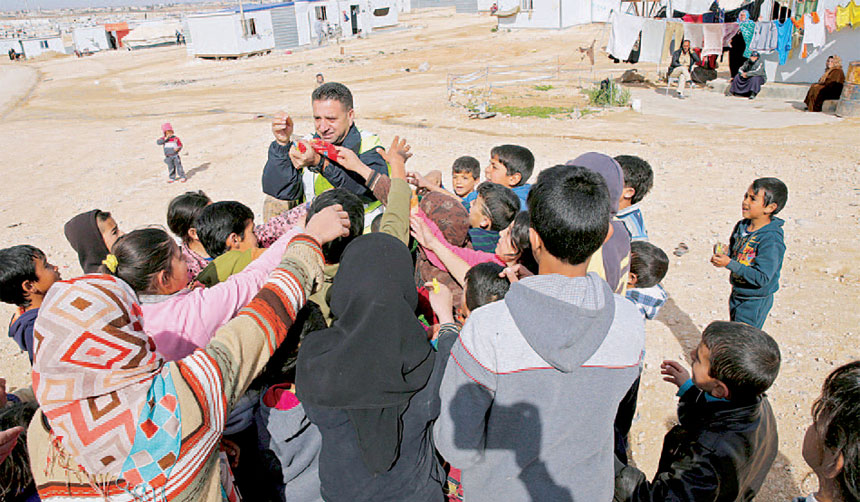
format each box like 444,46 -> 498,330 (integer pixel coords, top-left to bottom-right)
26,208 -> 349,502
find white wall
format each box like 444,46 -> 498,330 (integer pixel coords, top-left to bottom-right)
371,0 -> 399,27
294,1 -> 314,46
0,39 -> 22,55
187,11 -> 274,57
563,0 -> 593,26
764,28 -> 860,84
498,0 -> 561,29
73,26 -> 109,52
21,37 -> 65,58
396,0 -> 412,12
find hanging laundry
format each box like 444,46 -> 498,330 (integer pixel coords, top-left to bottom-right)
850,0 -> 860,24
639,18 -> 666,63
774,20 -> 793,65
750,21 -> 778,53
608,11 -> 645,61
802,13 -> 825,49
824,8 -> 837,32
836,4 -> 850,30
739,20 -> 755,57
702,24 -> 724,56
684,22 -> 705,48
722,22 -> 740,46
791,16 -> 804,29
660,21 -> 685,68
682,14 -> 704,23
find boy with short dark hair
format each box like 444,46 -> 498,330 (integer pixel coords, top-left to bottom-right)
435,165 -> 644,501
614,155 -> 654,242
467,181 -> 520,253
196,201 -> 258,259
615,320 -> 781,502
626,241 -> 669,320
462,145 -> 534,211
452,156 -> 480,199
711,177 -> 788,329
0,245 -> 61,363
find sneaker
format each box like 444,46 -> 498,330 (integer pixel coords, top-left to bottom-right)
179,177 -> 187,183
167,178 -> 175,184
749,93 -> 757,100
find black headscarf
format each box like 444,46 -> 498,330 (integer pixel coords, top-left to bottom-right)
296,232 -> 435,474
63,209 -> 109,274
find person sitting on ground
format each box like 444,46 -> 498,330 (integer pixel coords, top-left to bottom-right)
434,164 -> 645,501
101,224 -> 303,361
570,152 -> 631,295
26,207 -> 349,501
614,155 -> 654,242
793,361 -> 860,502
295,233 -> 451,501
261,82 -> 389,226
63,209 -> 123,273
615,321 -> 780,502
727,50 -> 766,99
625,241 -> 670,321
0,245 -> 61,364
667,39 -> 700,99
804,55 -> 845,112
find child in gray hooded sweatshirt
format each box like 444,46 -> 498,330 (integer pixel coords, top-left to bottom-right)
434,164 -> 645,502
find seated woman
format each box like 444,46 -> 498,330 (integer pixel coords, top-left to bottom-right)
804,55 -> 845,112
26,208 -> 347,501
727,51 -> 766,99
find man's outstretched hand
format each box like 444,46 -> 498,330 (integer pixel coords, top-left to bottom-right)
271,112 -> 294,146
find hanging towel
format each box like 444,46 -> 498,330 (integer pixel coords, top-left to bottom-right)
775,20 -> 793,65
608,11 -> 645,61
836,4 -> 850,29
824,8 -> 837,32
684,22 -> 705,48
802,13 -> 825,48
750,21 -> 778,52
639,19 -> 666,63
850,0 -> 860,24
702,23 -> 724,56
660,21 -> 685,69
739,20 -> 755,57
722,22 -> 740,46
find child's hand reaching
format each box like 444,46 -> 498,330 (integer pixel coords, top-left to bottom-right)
304,204 -> 351,244
661,360 -> 691,388
333,146 -> 366,173
410,216 -> 440,251
710,254 -> 730,268
377,136 -> 411,180
424,281 -> 455,325
498,264 -> 535,283
406,171 -> 434,190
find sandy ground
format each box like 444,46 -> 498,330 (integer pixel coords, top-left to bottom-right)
1,8 -> 858,500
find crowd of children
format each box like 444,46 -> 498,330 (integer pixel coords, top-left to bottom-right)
0,81 -> 856,502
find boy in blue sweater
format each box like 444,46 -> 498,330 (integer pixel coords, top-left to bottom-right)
711,177 -> 788,329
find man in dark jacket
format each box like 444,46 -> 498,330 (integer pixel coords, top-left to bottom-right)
666,40 -> 701,99
614,321 -> 780,502
261,82 -> 388,220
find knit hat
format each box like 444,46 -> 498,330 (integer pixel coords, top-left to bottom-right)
161,122 -> 174,132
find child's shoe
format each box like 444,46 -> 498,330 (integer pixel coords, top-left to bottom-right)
167,178 -> 175,184
179,177 -> 187,183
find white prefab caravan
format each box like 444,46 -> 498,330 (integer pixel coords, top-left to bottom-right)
371,0 -> 400,27
294,0 -> 376,45
20,36 -> 65,58
186,9 -> 275,58
73,26 -> 110,53
0,38 -> 23,56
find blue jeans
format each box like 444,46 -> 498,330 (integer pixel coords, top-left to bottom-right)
729,293 -> 774,329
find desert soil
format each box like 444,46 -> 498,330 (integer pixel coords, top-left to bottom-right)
0,8 -> 858,500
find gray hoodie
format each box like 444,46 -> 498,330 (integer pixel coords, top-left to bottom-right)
434,272 -> 644,502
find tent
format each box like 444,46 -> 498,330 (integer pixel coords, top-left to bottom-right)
123,21 -> 182,49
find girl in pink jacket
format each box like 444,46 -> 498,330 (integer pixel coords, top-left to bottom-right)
100,226 -> 300,361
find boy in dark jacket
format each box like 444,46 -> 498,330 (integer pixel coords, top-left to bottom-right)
614,320 -> 781,502
711,177 -> 788,329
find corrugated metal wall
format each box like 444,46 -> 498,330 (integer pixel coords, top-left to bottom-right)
412,0 -> 457,9
271,5 -> 300,50
454,0 -> 477,12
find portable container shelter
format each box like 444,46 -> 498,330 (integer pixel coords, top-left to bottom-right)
20,35 -> 65,58
494,0 -> 620,29
371,0 -> 400,27
185,8 -> 275,57
0,38 -> 23,56
72,26 -> 110,53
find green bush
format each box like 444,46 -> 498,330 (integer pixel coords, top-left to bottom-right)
582,80 -> 630,107
489,105 -> 573,118
533,84 -> 554,91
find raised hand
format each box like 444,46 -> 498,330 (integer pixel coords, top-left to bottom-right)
425,280 -> 455,325
660,360 -> 690,388
498,264 -> 535,283
271,112 -> 294,146
378,136 -> 412,180
289,140 -> 321,169
304,204 -> 352,244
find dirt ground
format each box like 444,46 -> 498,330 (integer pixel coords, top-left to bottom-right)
1,8 -> 858,500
